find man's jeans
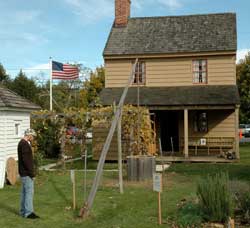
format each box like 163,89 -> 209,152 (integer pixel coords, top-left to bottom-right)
20,176 -> 34,217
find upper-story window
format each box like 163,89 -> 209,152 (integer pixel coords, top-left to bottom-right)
133,61 -> 145,85
192,60 -> 207,84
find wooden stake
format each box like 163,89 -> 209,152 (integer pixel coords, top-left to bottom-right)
158,192 -> 162,225
84,149 -> 87,201
114,103 -> 124,194
118,110 -> 124,194
79,58 -> 138,218
71,170 -> 76,210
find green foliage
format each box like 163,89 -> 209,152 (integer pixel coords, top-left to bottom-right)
80,66 -> 105,107
92,105 -> 156,155
175,201 -> 203,227
32,114 -> 61,158
237,52 -> 250,123
31,109 -> 88,159
230,181 -> 250,223
197,172 -> 233,223
0,63 -> 10,83
7,70 -> 40,104
33,151 -> 44,174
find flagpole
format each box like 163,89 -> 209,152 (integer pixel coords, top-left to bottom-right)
49,57 -> 53,111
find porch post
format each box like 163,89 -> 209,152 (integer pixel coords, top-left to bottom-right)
184,109 -> 189,158
235,106 -> 240,159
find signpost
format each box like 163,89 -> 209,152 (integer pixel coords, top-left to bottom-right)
153,173 -> 162,225
70,170 -> 76,210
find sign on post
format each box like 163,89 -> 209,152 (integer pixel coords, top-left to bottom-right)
70,170 -> 76,209
70,170 -> 75,183
153,173 -> 162,192
153,173 -> 162,225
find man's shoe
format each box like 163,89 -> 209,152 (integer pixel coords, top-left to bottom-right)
26,212 -> 40,219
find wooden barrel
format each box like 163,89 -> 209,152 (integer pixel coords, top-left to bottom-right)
127,155 -> 155,181
6,157 -> 17,185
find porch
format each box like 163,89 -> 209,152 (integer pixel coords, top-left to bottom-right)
152,108 -> 240,162
99,85 -> 240,162
156,155 -> 237,163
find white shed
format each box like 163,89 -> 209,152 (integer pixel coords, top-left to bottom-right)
0,85 -> 40,188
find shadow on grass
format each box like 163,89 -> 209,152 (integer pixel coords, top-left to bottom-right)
0,201 -> 19,216
48,177 -> 71,205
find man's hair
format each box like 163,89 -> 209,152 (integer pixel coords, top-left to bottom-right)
24,128 -> 37,137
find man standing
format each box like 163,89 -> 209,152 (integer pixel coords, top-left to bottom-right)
18,128 -> 39,219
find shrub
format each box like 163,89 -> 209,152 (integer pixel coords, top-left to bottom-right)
31,109 -> 88,159
230,180 -> 250,223
175,201 -> 203,227
34,152 -> 44,174
197,172 -> 233,223
33,117 -> 61,158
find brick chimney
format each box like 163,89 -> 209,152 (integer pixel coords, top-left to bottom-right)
115,0 -> 131,27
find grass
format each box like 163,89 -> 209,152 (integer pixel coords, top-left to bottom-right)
168,143 -> 250,181
0,171 -> 194,228
60,159 -> 120,170
0,144 -> 250,227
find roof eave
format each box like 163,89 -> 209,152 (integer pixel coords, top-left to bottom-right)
103,50 -> 237,59
0,106 -> 41,112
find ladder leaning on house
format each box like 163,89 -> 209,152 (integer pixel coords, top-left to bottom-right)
79,59 -> 139,218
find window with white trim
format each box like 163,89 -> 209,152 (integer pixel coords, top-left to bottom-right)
14,123 -> 21,136
14,121 -> 22,137
192,60 -> 207,84
133,61 -> 145,85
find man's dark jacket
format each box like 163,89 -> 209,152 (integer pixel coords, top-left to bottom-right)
17,139 -> 35,178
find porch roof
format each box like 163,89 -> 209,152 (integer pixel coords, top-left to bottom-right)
98,85 -> 240,107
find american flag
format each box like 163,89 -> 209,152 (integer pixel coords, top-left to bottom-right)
52,61 -> 79,80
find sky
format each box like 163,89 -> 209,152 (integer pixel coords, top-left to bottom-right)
0,0 -> 250,81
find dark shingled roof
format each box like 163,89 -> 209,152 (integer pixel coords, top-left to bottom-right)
0,86 -> 41,110
99,85 -> 240,106
103,13 -> 237,56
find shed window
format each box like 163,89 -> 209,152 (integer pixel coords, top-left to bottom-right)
193,60 -> 207,84
133,61 -> 145,85
15,123 -> 21,136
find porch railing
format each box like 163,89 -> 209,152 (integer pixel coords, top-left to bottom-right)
180,137 -> 235,156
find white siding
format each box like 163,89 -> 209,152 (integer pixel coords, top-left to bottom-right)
0,112 -> 6,160
0,112 -> 7,188
0,111 -> 30,160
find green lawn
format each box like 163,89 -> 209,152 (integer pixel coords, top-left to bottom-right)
55,159 -> 120,170
0,144 -> 249,228
168,143 -> 250,181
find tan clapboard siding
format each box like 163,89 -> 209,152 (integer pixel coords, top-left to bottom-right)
146,58 -> 191,86
105,60 -> 132,88
207,56 -> 236,85
105,55 -> 236,87
179,110 -> 235,138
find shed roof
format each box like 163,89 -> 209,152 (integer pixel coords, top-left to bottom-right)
99,85 -> 240,107
103,13 -> 237,56
0,86 -> 41,110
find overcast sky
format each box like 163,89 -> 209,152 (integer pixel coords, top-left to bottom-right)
0,0 -> 249,80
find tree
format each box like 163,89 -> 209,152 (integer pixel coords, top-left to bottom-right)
0,63 -> 11,84
237,52 -> 250,123
80,66 -> 105,108
8,70 -> 41,104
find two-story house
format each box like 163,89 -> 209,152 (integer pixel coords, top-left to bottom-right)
97,0 -> 240,161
